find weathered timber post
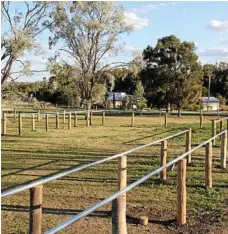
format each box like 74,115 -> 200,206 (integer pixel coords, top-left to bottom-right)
220,121 -> 223,140
74,112 -> 77,127
90,111 -> 93,126
164,113 -> 167,128
211,120 -> 216,146
18,113 -> 22,136
160,140 -> 167,181
37,110 -> 40,122
45,115 -> 48,132
32,114 -> 35,131
131,112 -> 135,127
63,110 -> 66,124
2,112 -> 7,135
177,158 -> 187,225
227,119 -> 228,133
102,112 -> 105,126
112,156 -> 127,234
56,113 -> 59,129
14,108 -> 16,119
200,114 -> 203,128
220,130 -> 227,169
68,113 -> 72,130
186,128 -> 192,164
86,111 -> 90,127
205,141 -> 212,188
29,185 -> 43,234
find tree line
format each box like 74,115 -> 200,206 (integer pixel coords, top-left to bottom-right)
2,2 -> 228,111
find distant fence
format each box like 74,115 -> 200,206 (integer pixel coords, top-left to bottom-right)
1,129 -> 227,233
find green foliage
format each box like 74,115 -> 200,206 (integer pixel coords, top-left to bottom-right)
141,35 -> 203,110
133,81 -> 147,110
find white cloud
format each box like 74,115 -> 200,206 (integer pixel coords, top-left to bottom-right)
220,37 -> 228,44
124,12 -> 149,30
160,3 -> 167,7
171,2 -> 177,6
207,20 -> 228,32
197,47 -> 228,57
132,4 -> 156,14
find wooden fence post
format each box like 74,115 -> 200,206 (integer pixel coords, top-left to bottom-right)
74,112 -> 77,127
90,111 -> 93,126
131,112 -> 135,127
200,114 -> 203,128
56,113 -> 59,129
205,141 -> 212,188
32,114 -> 35,131
160,140 -> 167,181
211,120 -> 216,146
2,112 -> 7,135
220,130 -> 227,169
112,156 -> 127,234
18,113 -> 22,136
37,110 -> 40,122
68,113 -> 72,130
14,108 -> 16,119
45,115 -> 48,132
227,119 -> 228,133
220,121 -> 223,140
186,128 -> 192,165
86,111 -> 90,127
102,112 -> 105,126
164,114 -> 167,128
63,110 -> 66,124
29,185 -> 43,234
177,158 -> 187,225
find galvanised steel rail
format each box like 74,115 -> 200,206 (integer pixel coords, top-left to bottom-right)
45,130 -> 226,234
1,129 -> 189,198
215,117 -> 228,123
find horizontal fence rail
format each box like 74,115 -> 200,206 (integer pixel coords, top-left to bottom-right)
1,129 -> 189,198
45,130 -> 227,234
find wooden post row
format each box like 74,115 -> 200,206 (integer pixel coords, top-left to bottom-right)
45,115 -> 48,132
2,112 -> 6,135
220,130 -> 227,169
177,159 -> 187,225
112,156 -> 127,234
86,111 -> 90,127
32,114 -> 35,131
56,113 -> 59,129
68,113 -> 71,130
29,185 -> 43,234
160,140 -> 167,181
74,112 -> 77,127
164,114 -> 167,128
102,112 -> 105,126
205,141 -> 212,188
131,112 -> 135,127
186,128 -> 192,164
19,113 -> 22,136
211,120 -> 216,146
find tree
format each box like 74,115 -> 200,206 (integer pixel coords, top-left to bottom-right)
1,1 -> 52,92
133,81 -> 147,110
141,35 -> 203,112
48,2 -> 131,111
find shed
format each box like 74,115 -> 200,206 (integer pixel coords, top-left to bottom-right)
199,97 -> 220,111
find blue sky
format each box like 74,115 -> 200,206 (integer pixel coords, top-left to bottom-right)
1,1 -> 228,82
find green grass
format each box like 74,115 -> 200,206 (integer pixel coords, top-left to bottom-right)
1,114 -> 228,234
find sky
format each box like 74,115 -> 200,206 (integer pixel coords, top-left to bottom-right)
1,1 -> 228,82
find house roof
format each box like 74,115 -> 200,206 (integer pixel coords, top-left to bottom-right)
200,97 -> 220,103
107,92 -> 132,101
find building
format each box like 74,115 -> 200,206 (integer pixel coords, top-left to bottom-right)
107,92 -> 135,109
199,97 -> 220,111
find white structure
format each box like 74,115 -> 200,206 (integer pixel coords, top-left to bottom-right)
199,97 -> 220,111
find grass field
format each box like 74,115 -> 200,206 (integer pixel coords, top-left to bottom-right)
1,114 -> 228,234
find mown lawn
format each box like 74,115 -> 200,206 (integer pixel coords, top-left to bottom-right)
1,114 -> 228,234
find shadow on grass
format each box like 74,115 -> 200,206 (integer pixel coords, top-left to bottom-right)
1,204 -> 177,227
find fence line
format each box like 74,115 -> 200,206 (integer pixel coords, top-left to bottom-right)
45,130 -> 227,234
1,129 -> 189,198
